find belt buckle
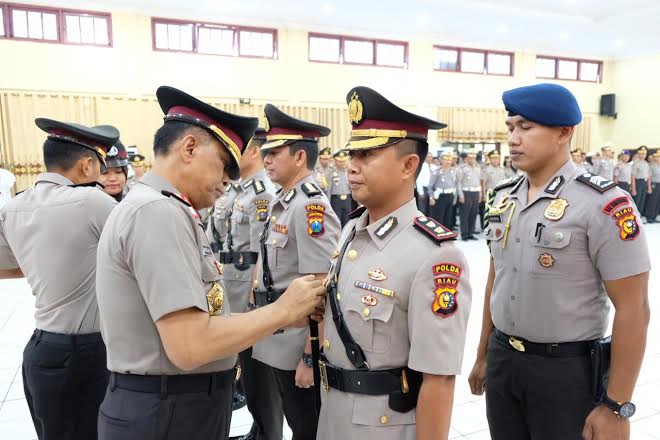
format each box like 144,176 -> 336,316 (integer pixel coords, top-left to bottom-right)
340,195 -> 348,200
239,254 -> 244,265
508,336 -> 526,352
319,360 -> 328,391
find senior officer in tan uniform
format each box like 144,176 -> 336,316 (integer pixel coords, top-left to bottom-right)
428,152 -> 458,227
328,150 -> 353,226
252,104 -> 341,440
314,147 -> 334,194
95,87 -> 326,440
317,86 -> 472,440
0,118 -> 118,440
457,150 -> 481,240
469,83 -> 650,440
220,128 -> 284,440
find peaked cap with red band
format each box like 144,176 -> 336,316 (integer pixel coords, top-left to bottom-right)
35,118 -> 119,170
156,86 -> 259,180
106,140 -> 129,168
343,86 -> 446,151
261,103 -> 331,151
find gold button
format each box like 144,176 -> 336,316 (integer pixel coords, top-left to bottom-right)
380,415 -> 389,424
347,249 -> 358,261
336,293 -> 341,301
362,307 -> 370,317
324,339 -> 330,350
235,274 -> 240,279
254,280 -> 259,287
272,239 -> 277,245
271,216 -> 277,222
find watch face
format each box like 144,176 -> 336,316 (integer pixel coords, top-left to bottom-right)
619,402 -> 636,419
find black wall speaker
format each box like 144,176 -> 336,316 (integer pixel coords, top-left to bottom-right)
600,94 -> 616,118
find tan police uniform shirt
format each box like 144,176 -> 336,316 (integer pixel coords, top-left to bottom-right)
223,169 -> 276,313
0,173 -> 116,334
457,163 -> 482,197
96,172 -> 235,375
429,168 -> 457,198
614,162 -> 632,185
484,160 -> 650,343
317,199 -> 471,440
205,184 -> 240,255
633,159 -> 651,180
314,164 -> 334,195
252,175 -> 340,371
594,158 -> 616,181
328,168 -> 351,197
481,165 -> 508,191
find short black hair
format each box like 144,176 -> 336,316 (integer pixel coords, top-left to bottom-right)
288,141 -> 318,170
153,121 -> 211,156
43,138 -> 98,171
396,139 -> 428,178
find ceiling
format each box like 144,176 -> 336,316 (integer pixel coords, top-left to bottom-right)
22,0 -> 660,59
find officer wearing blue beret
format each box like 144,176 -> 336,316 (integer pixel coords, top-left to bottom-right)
468,83 -> 650,440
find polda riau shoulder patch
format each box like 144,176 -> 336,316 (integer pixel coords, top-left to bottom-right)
413,216 -> 457,244
576,173 -> 617,193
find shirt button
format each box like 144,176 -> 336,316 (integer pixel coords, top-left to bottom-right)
513,267 -> 518,273
380,416 -> 389,424
347,250 -> 358,261
336,293 -> 341,301
271,216 -> 277,222
520,211 -> 526,216
510,295 -> 516,300
362,307 -> 370,317
543,240 -> 550,246
324,339 -> 330,350
515,238 -> 520,243
272,239 -> 277,245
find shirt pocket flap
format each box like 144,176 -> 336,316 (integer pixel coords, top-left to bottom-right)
528,228 -> 571,249
351,394 -> 416,427
343,290 -> 396,324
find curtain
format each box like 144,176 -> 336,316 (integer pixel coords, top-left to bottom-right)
437,107 -> 509,143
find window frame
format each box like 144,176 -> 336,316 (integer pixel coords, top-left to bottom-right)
433,45 -> 514,77
535,55 -> 603,83
151,17 -> 278,60
308,32 -> 409,69
0,2 -> 112,47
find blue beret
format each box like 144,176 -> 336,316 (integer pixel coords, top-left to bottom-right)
502,83 -> 582,127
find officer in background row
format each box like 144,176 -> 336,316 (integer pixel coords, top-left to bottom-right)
219,128 -> 284,440
126,153 -> 146,189
314,147 -> 334,194
207,182 -> 240,258
614,150 -> 632,193
99,140 -> 129,202
643,151 -> 660,224
470,83 -> 650,440
571,148 -> 592,174
480,150 -> 507,230
95,87 -> 326,440
428,151 -> 457,227
252,104 -> 340,440
317,85 -> 472,440
457,149 -> 481,240
593,144 -> 616,180
0,118 -> 119,440
328,150 -> 353,226
631,145 -> 652,217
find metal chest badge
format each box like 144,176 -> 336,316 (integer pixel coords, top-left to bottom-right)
544,198 -> 569,221
368,268 -> 388,281
207,282 -> 225,316
348,92 -> 364,125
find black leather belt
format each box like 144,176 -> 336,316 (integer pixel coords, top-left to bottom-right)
253,288 -> 286,307
219,251 -> 258,266
110,370 -> 236,395
319,356 -> 421,396
493,328 -> 592,357
33,329 -> 103,345
211,242 -> 223,253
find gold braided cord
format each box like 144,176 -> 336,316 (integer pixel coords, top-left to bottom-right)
351,129 -> 408,138
209,125 -> 242,161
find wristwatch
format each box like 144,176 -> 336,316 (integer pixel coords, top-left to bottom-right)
602,395 -> 636,420
302,353 -> 314,368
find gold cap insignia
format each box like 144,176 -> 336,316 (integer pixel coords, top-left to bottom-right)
263,113 -> 270,132
348,92 -> 364,126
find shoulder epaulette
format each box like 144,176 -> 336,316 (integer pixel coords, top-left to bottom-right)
253,180 -> 266,194
301,182 -> 322,197
70,181 -> 104,189
348,206 -> 367,220
413,216 -> 457,245
576,173 -> 617,193
242,179 -> 254,190
493,174 -> 523,192
283,188 -> 297,203
161,190 -> 192,207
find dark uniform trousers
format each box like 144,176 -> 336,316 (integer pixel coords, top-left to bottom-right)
633,179 -> 649,216
22,329 -> 109,440
478,200 -> 486,230
330,195 -> 353,227
644,182 -> 660,223
271,367 -> 318,440
237,348 -> 284,440
460,191 -> 480,238
617,182 -> 631,193
431,194 -> 454,228
98,370 -> 234,440
416,187 -> 430,217
485,333 -> 595,440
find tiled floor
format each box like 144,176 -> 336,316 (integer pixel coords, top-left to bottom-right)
2,226 -> 660,439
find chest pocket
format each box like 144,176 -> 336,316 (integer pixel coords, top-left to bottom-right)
266,231 -> 289,268
341,286 -> 396,354
528,227 -> 574,276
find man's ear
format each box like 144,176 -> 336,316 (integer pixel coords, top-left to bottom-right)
295,149 -> 307,168
401,153 -> 421,180
558,126 -> 575,145
178,133 -> 199,164
80,156 -> 95,177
